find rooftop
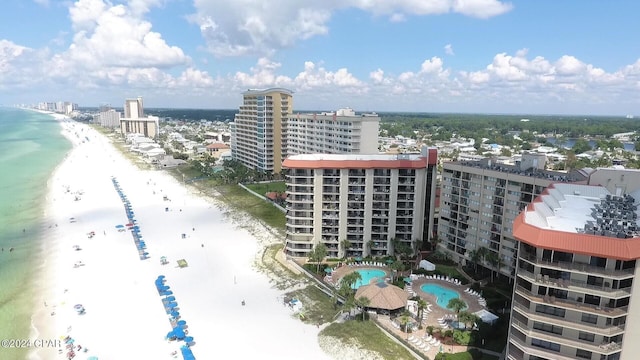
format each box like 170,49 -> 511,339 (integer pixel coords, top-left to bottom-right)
513,183 -> 640,259
283,152 -> 437,169
447,158 -> 588,183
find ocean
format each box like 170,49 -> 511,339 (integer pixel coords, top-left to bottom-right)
0,108 -> 71,357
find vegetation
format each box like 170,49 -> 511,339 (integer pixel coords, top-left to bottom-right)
433,348 -> 499,360
320,321 -> 416,360
308,244 -> 328,273
210,184 -> 286,231
244,181 -> 287,194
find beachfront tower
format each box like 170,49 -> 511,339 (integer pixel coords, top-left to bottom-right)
284,108 -> 380,156
231,88 -> 293,173
507,183 -> 640,360
282,147 -> 438,259
437,154 -> 589,278
124,97 -> 144,119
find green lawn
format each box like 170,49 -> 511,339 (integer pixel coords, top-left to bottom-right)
244,181 -> 287,195
215,184 -> 286,231
320,321 -> 417,360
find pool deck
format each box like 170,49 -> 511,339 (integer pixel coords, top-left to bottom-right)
329,265 -> 490,359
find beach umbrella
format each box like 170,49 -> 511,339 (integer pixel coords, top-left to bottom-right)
170,310 -> 180,318
385,259 -> 394,264
164,296 -> 176,301
355,257 -> 363,262
183,336 -> 194,343
324,268 -> 333,273
161,290 -> 173,296
115,225 -> 124,229
177,320 -> 186,326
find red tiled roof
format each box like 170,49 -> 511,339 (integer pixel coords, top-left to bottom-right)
282,158 -> 427,169
206,143 -> 229,149
513,204 -> 640,260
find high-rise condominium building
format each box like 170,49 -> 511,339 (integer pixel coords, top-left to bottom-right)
507,183 -> 640,360
119,97 -> 159,139
437,153 -> 589,277
285,108 -> 380,156
124,97 -> 144,119
98,109 -> 121,128
282,148 -> 438,258
231,88 -> 293,173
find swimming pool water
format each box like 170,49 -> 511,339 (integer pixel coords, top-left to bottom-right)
420,283 -> 467,309
353,269 -> 386,289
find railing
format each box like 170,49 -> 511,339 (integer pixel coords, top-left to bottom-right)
509,335 -> 595,360
517,269 -> 632,297
515,286 -> 628,317
511,318 -> 622,354
521,254 -> 635,277
512,301 -> 626,336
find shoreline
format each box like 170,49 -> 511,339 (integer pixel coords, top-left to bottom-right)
28,118 -> 332,360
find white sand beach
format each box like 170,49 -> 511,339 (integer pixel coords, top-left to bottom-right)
29,118 -> 333,360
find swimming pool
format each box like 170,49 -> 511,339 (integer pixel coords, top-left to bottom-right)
420,283 -> 467,309
352,269 -> 387,289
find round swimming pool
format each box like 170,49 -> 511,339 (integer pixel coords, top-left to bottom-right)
352,269 -> 387,289
420,283 -> 467,309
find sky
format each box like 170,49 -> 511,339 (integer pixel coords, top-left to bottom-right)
1,0 -> 639,115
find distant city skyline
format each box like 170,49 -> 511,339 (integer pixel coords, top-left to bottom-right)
1,0 -> 639,115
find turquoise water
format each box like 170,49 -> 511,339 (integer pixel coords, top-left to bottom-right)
353,269 -> 386,289
0,108 -> 70,357
420,283 -> 466,309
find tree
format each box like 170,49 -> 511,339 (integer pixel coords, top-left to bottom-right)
457,311 -> 479,330
398,310 -> 413,335
355,296 -> 371,321
389,260 -> 404,283
308,243 -> 327,274
340,271 -> 362,295
447,298 -> 467,314
485,251 -> 500,283
340,239 -> 351,258
468,249 -> 481,273
416,298 -> 428,327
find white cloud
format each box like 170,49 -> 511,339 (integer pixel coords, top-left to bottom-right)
444,44 -> 454,56
190,0 -> 513,57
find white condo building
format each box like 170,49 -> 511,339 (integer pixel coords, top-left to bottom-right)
282,149 -> 438,259
285,107 -> 380,156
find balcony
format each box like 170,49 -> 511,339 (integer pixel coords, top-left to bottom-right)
508,336 -> 583,360
512,301 -> 625,337
517,268 -> 632,298
510,318 -> 622,355
514,286 -> 628,317
521,254 -> 635,278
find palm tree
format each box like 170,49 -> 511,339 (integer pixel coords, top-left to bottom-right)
355,296 -> 371,321
340,239 -> 351,258
457,311 -> 479,330
485,251 -> 500,283
343,296 -> 356,319
308,243 -> 327,274
447,298 -> 466,314
389,260 -> 404,283
416,298 -> 428,327
468,249 -> 481,273
340,271 -> 362,293
397,310 -> 412,336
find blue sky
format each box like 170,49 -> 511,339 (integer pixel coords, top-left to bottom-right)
0,0 -> 639,115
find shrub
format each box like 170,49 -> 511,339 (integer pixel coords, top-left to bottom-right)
452,330 -> 471,345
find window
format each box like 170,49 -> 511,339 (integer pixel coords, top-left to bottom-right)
533,321 -> 563,335
581,313 -> 598,324
535,304 -> 565,318
576,349 -> 592,359
531,338 -> 560,352
578,331 -> 595,342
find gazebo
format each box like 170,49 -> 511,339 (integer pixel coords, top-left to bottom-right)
355,282 -> 408,312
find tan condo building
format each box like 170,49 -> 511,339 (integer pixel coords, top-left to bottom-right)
231,88 -> 293,173
508,183 -> 640,360
282,148 -> 438,259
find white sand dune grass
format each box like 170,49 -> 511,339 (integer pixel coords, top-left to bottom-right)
30,119 -> 333,360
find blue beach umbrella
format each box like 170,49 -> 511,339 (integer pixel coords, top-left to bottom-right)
170,311 -> 180,318
183,336 -> 194,343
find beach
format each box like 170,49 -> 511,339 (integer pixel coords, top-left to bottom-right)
29,118 -> 332,360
